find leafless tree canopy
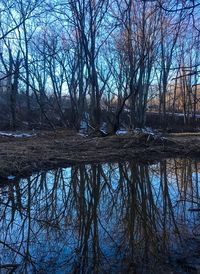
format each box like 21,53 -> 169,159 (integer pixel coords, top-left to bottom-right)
0,0 -> 200,131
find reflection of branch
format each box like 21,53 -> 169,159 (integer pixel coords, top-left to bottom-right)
98,216 -> 119,248
159,2 -> 200,12
0,240 -> 33,261
0,264 -> 20,271
173,199 -> 200,208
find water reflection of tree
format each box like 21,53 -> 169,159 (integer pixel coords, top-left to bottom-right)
0,159 -> 199,273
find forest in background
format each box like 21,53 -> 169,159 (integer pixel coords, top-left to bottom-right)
0,0 -> 200,132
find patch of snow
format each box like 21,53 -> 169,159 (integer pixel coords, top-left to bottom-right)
0,132 -> 36,138
80,113 -> 89,130
134,127 -> 157,136
84,112 -> 90,120
79,112 -> 91,130
134,127 -> 166,142
124,108 -> 130,112
159,112 -> 200,119
99,129 -> 108,136
79,120 -> 88,130
100,122 -> 107,132
77,133 -> 87,138
116,129 -> 129,136
7,175 -> 15,180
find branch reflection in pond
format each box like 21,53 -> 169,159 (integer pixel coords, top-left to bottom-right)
0,158 -> 200,273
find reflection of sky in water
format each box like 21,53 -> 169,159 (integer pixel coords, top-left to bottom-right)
0,159 -> 200,273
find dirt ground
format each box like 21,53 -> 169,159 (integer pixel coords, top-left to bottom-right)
0,129 -> 200,179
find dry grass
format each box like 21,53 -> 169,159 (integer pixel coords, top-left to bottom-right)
0,129 -> 199,178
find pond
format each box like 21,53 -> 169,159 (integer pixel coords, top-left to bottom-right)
0,159 -> 200,273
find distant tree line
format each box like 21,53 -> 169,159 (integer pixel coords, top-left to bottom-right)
0,0 -> 200,131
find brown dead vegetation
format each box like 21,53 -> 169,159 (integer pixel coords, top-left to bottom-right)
0,130 -> 199,179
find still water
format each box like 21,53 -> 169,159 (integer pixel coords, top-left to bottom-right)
0,159 -> 200,273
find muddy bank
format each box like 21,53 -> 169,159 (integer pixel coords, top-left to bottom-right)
0,130 -> 200,179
